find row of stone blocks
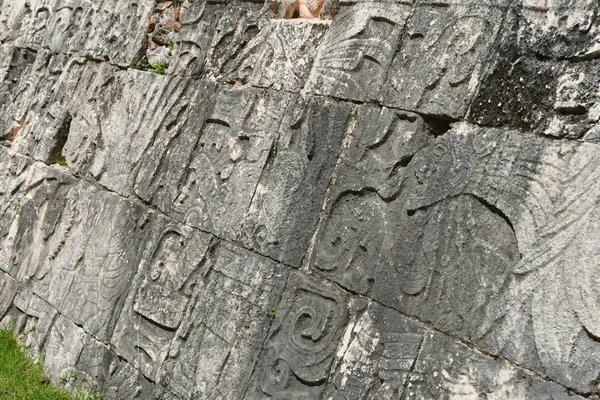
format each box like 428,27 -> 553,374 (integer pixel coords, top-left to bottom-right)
1,0 -> 600,398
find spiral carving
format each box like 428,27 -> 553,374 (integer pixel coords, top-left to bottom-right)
259,273 -> 348,397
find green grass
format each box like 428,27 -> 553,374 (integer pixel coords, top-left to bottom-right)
0,329 -> 99,400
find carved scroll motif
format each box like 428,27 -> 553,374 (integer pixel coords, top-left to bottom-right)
313,193 -> 387,294
256,273 -> 348,398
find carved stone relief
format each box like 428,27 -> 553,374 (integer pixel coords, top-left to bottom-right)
246,272 -> 349,398
382,0 -> 510,118
306,2 -> 411,101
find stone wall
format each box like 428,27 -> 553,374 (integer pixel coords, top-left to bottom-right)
0,0 -> 599,398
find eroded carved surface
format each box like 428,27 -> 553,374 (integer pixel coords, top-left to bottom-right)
0,0 -> 152,66
306,2 -> 411,101
383,0 -> 510,118
2,0 -> 600,398
246,272 -> 348,398
518,0 -> 600,59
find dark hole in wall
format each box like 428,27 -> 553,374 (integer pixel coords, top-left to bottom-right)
422,115 -> 453,137
47,113 -> 72,166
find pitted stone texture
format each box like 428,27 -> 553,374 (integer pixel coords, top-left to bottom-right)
325,300 -> 427,399
44,314 -> 154,399
65,68 -> 200,197
219,19 -> 330,91
2,56 -> 348,264
312,123 -> 600,393
518,0 -> 600,60
169,1 -> 328,92
0,0 -> 152,66
468,12 -> 600,136
168,86 -> 286,240
169,0 -> 265,78
0,49 -> 86,163
549,60 -> 600,140
382,0 -> 510,119
113,240 -> 288,399
406,332 -> 586,399
0,166 -> 154,344
245,272 -> 349,399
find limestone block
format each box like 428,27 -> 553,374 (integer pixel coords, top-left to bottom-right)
112,239 -> 288,398
240,95 -> 351,266
168,86 -> 288,239
66,68 -> 194,197
0,271 -> 17,319
0,50 -> 86,163
0,46 -> 38,144
306,1 -> 412,101
310,105 -> 431,293
403,126 -> 600,393
382,0 -> 510,118
310,123 -> 600,393
44,314 -> 154,399
27,182 -> 153,342
324,300 -> 427,399
0,149 -> 76,281
518,0 -> 600,59
0,149 -> 154,343
406,332 -> 585,399
245,272 -> 349,399
548,60 -> 600,140
0,0 -> 153,66
324,300 -> 585,399
221,19 -> 330,91
169,0 -> 265,78
159,242 -> 288,399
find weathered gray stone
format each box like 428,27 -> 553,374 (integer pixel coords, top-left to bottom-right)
2,0 -> 600,398
245,272 -> 349,399
382,0 -> 510,118
518,0 -> 600,60
221,18 -> 330,91
325,300 -> 585,399
306,1 -> 411,102
0,0 -> 152,66
169,0 -> 265,78
0,271 -> 17,319
311,124 -> 600,394
112,239 -> 288,399
240,95 -> 351,266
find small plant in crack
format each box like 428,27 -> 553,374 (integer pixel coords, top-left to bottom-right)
168,40 -> 175,56
130,58 -> 169,75
153,61 -> 168,75
266,301 -> 280,317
